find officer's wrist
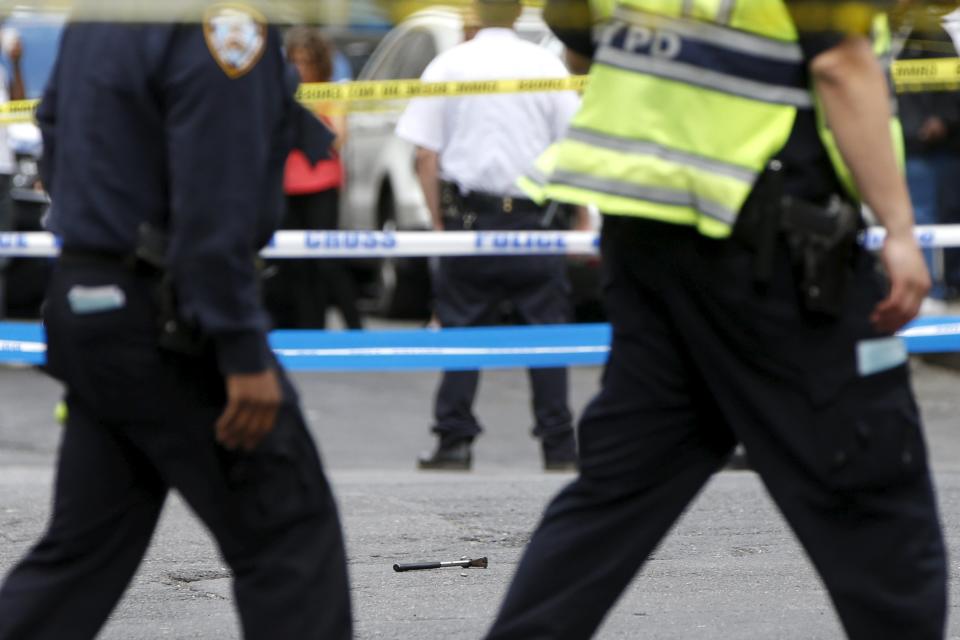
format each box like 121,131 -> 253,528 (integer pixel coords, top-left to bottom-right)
214,330 -> 272,374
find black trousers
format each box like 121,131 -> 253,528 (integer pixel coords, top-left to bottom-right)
265,189 -> 362,329
432,212 -> 573,443
486,216 -> 947,639
0,261 -> 352,640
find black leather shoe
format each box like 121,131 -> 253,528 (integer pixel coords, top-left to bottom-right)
542,433 -> 578,472
417,439 -> 473,471
725,446 -> 751,471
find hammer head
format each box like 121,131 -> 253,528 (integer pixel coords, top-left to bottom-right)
467,557 -> 488,569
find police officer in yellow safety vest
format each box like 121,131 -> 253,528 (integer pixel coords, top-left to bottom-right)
485,1 -> 947,639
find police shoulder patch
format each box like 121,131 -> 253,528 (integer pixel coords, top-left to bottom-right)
203,3 -> 268,79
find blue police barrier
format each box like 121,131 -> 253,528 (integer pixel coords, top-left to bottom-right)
0,322 -> 46,365
3,320 -> 960,370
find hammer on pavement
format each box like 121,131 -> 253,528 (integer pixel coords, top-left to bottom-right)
393,556 -> 488,572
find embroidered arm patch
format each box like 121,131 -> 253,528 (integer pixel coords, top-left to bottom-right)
203,3 -> 267,79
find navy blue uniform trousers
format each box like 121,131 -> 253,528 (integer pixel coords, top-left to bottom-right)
432,209 -> 573,443
0,261 -> 352,640
486,216 -> 947,639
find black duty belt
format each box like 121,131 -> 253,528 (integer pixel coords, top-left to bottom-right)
441,182 -> 542,216
59,247 -> 163,277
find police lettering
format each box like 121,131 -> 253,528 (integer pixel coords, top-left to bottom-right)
0,233 -> 27,249
304,231 -> 396,251
601,23 -> 682,59
917,230 -> 936,249
474,232 -> 567,252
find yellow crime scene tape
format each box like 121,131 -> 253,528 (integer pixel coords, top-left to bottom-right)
1,58 -> 957,125
294,76 -> 590,104
0,99 -> 40,125
0,1 -> 956,29
892,57 -> 960,92
0,76 -> 592,124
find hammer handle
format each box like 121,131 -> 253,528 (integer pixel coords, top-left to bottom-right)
393,562 -> 444,572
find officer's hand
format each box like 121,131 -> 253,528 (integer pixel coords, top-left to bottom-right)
216,369 -> 282,451
871,233 -> 930,334
919,116 -> 947,143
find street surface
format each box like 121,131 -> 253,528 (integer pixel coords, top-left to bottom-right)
2,356 -> 960,639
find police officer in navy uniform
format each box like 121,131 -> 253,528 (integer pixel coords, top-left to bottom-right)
396,0 -> 586,472
0,5 -> 352,639
485,1 -> 947,638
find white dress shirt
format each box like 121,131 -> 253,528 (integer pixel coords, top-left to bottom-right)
395,27 -> 579,198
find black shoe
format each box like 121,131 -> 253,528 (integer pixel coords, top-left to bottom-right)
725,446 -> 751,471
542,433 -> 578,472
417,438 -> 473,471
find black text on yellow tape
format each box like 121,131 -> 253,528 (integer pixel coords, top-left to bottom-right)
0,99 -> 40,125
295,76 -> 589,106
892,58 -> 960,92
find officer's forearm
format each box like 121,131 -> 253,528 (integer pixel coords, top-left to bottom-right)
415,147 -> 442,230
573,205 -> 591,230
9,60 -> 24,102
811,36 -> 915,239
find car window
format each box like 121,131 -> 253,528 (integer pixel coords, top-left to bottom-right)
395,30 -> 437,79
367,28 -> 437,81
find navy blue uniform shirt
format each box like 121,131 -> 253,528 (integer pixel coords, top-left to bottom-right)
39,15 -> 297,374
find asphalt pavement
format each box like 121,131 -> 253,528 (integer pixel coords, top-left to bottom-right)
2,357 -> 960,639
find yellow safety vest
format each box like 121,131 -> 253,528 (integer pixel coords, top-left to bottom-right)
538,0 -> 903,239
517,144 -> 559,206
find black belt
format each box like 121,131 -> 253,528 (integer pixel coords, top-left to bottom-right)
59,247 -> 162,276
441,182 -> 541,215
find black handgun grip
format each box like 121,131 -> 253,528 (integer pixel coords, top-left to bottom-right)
393,562 -> 442,572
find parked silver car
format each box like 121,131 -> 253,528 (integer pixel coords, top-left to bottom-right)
340,6 -> 562,317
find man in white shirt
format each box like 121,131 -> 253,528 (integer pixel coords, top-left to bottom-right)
396,0 -> 583,472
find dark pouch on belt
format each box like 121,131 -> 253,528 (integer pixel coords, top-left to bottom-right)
781,196 -> 860,317
732,161 -> 860,318
440,181 -> 473,229
155,276 -> 209,356
136,223 -> 210,356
